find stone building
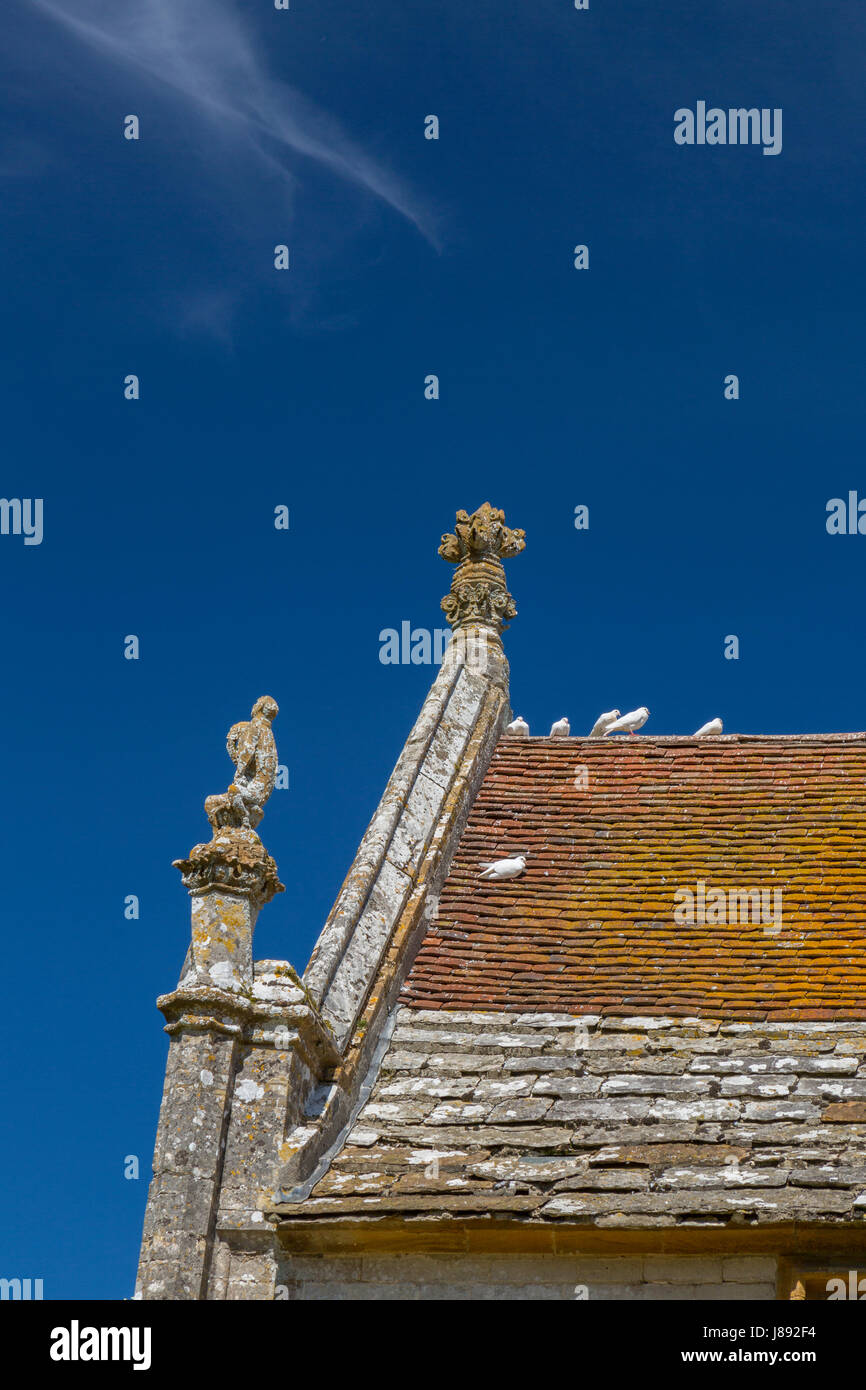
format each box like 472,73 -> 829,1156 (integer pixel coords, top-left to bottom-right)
136,503 -> 866,1301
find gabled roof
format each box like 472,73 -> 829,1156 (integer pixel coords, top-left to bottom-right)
401,735 -> 866,1021
268,511 -> 866,1239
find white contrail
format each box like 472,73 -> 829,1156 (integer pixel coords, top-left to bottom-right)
28,0 -> 439,245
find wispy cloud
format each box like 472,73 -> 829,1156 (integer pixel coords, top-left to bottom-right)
28,0 -> 439,246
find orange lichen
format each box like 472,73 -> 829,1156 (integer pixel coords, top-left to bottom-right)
402,736 -> 866,1020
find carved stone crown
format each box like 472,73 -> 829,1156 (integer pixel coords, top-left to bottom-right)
439,502 -> 525,635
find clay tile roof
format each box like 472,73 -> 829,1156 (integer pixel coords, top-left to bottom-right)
400,735 -> 866,1021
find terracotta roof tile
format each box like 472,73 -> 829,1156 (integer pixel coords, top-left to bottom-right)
401,736 -> 866,1020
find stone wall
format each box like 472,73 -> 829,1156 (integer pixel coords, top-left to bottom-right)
275,1253 -> 777,1300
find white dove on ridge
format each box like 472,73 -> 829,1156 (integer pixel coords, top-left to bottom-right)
479,852 -> 528,881
604,706 -> 650,736
693,717 -> 723,738
589,709 -> 621,738
550,717 -> 570,737
504,715 -> 529,738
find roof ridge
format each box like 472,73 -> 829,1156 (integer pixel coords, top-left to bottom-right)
519,732 -> 866,743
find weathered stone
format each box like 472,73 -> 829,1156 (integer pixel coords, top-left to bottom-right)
296,1192 -> 540,1215
795,1077 -> 866,1098
379,1051 -> 427,1073
473,1033 -> 557,1051
824,1102 -> 866,1123
571,1125 -> 703,1147
378,1078 -> 477,1099
505,1056 -> 586,1073
690,1057 -> 777,1075
347,1128 -> 380,1147
584,1033 -> 655,1051
426,1102 -> 492,1124
743,1100 -> 822,1121
788,1166 -> 866,1187
473,1077 -> 534,1100
719,1076 -> 795,1097
650,1099 -> 741,1122
601,1076 -> 710,1096
588,1056 -> 688,1075
531,1077 -> 601,1097
548,1099 -> 652,1122
488,1098 -> 554,1124
466,1157 -> 587,1182
540,1188 -> 856,1219
390,1027 -> 491,1048
514,1013 -> 600,1029
593,1215 -> 678,1230
792,1056 -> 859,1075
553,1169 -> 651,1192
655,1167 -> 786,1189
364,1100 -> 438,1123
313,1171 -> 395,1196
587,1143 -> 749,1168
742,1122 -> 864,1145
430,1053 -> 506,1074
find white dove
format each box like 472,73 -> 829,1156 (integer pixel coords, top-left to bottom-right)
504,715 -> 529,738
604,706 -> 650,736
479,852 -> 528,881
693,717 -> 723,738
549,717 -> 570,737
589,709 -> 621,738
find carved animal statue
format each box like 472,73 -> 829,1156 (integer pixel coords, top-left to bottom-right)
205,695 -> 279,831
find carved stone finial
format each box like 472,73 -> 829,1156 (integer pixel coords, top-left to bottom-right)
439,502 -> 525,636
175,695 -> 284,909
173,697 -> 285,992
204,695 -> 279,832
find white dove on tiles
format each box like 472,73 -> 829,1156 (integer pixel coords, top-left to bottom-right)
604,706 -> 650,736
479,852 -> 528,881
549,717 -> 570,737
504,715 -> 530,738
588,709 -> 621,738
693,717 -> 724,738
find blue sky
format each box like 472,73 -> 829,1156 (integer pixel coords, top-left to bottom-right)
2,0 -> 866,1298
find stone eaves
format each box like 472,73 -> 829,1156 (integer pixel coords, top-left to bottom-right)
273,1007 -> 866,1231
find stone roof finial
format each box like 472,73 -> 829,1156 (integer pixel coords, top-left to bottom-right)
439,502 -> 525,637
173,697 -> 285,992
